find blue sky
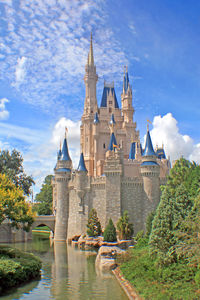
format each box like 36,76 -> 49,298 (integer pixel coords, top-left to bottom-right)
0,0 -> 200,195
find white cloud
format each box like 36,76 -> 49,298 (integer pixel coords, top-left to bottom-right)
0,98 -> 9,120
148,113 -> 200,164
0,0 -> 129,114
15,56 -> 27,86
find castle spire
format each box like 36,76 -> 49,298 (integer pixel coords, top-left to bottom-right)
123,65 -> 130,93
143,126 -> 156,156
60,130 -> 71,161
88,32 -> 94,66
77,152 -> 87,172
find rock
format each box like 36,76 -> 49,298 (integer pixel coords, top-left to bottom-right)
95,246 -> 125,272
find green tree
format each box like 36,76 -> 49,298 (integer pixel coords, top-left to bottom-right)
145,210 -> 155,238
149,158 -> 200,265
0,173 -> 35,231
103,218 -> 117,242
117,211 -> 134,240
35,175 -> 53,215
0,149 -> 34,196
86,208 -> 102,237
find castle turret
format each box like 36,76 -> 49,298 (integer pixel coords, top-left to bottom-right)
83,33 -> 98,115
54,131 -> 72,241
121,67 -> 134,123
140,125 -> 160,228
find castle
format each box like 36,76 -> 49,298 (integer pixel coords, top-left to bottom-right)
52,35 -> 170,241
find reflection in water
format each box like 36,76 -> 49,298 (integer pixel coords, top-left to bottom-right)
2,235 -> 127,300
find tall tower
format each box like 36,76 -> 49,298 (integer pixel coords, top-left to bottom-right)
54,132 -> 72,241
81,33 -> 98,176
83,33 -> 98,115
121,67 -> 134,123
140,125 -> 160,228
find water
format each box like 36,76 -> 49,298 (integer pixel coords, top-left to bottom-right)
1,234 -> 128,300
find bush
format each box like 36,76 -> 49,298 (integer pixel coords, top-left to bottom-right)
0,246 -> 42,295
135,230 -> 144,241
103,218 -> 117,242
87,208 -> 102,237
117,211 -> 134,240
195,270 -> 200,287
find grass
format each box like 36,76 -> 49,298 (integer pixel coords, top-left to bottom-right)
32,225 -> 51,236
0,245 -> 42,295
118,239 -> 200,300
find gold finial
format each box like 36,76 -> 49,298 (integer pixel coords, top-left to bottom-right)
65,127 -> 68,138
110,122 -> 114,133
147,119 -> 152,131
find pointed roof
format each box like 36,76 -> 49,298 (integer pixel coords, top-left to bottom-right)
77,153 -> 87,172
156,148 -> 166,159
109,113 -> 116,125
143,129 -> 156,156
60,137 -> 71,161
88,32 -> 94,66
100,85 -> 119,108
108,132 -> 117,151
123,66 -> 130,93
94,112 -> 100,124
57,149 -> 62,160
129,142 -> 136,159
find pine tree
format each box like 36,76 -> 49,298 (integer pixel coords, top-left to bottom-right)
86,208 -> 102,237
117,211 -> 134,240
103,218 -> 117,242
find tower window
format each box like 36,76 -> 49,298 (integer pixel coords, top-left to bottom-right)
103,143 -> 106,149
109,101 -> 112,105
109,108 -> 112,113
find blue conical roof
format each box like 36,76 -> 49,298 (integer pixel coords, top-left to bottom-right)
94,112 -> 99,124
109,113 -> 116,125
77,152 -> 87,172
123,69 -> 129,93
57,149 -> 62,160
129,142 -> 136,159
60,138 -> 71,161
108,132 -> 117,151
100,86 -> 119,108
143,130 -> 156,156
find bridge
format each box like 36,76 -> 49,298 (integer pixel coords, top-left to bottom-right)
31,215 -> 56,233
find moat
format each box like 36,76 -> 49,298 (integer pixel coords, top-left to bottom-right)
2,234 -> 127,300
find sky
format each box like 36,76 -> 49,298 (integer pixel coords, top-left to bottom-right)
0,0 -> 200,196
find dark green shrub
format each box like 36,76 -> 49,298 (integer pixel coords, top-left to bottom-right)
0,246 -> 42,296
135,230 -> 144,241
117,210 -> 134,240
87,208 -> 102,237
103,218 -> 117,242
195,270 -> 200,287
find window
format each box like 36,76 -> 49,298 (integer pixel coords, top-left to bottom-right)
103,143 -> 106,149
109,101 -> 112,105
109,108 -> 112,113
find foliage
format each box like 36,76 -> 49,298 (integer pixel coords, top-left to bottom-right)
0,173 -> 35,230
86,208 -> 102,237
120,242 -> 199,300
35,175 -> 53,215
0,246 -> 41,295
135,230 -> 144,241
145,210 -> 155,238
117,210 -> 134,240
149,158 -> 200,265
103,218 -> 117,242
0,149 -> 34,196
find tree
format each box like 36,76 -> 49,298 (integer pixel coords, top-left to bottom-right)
117,211 -> 134,240
0,173 -> 35,231
103,218 -> 117,242
86,208 -> 102,237
145,210 -> 155,238
35,175 -> 53,215
0,149 -> 34,196
149,158 -> 200,265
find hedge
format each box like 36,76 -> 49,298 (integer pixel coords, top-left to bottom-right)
0,245 -> 42,295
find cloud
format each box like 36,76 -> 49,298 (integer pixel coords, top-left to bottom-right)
148,113 -> 200,164
14,56 -> 27,86
0,98 -> 9,120
0,0 -> 128,115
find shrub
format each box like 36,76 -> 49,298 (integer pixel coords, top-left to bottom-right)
103,218 -> 117,242
135,230 -> 144,241
0,246 -> 41,296
117,210 -> 134,240
86,208 -> 102,237
195,270 -> 200,287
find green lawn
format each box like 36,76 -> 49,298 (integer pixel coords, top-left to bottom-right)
119,240 -> 200,300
